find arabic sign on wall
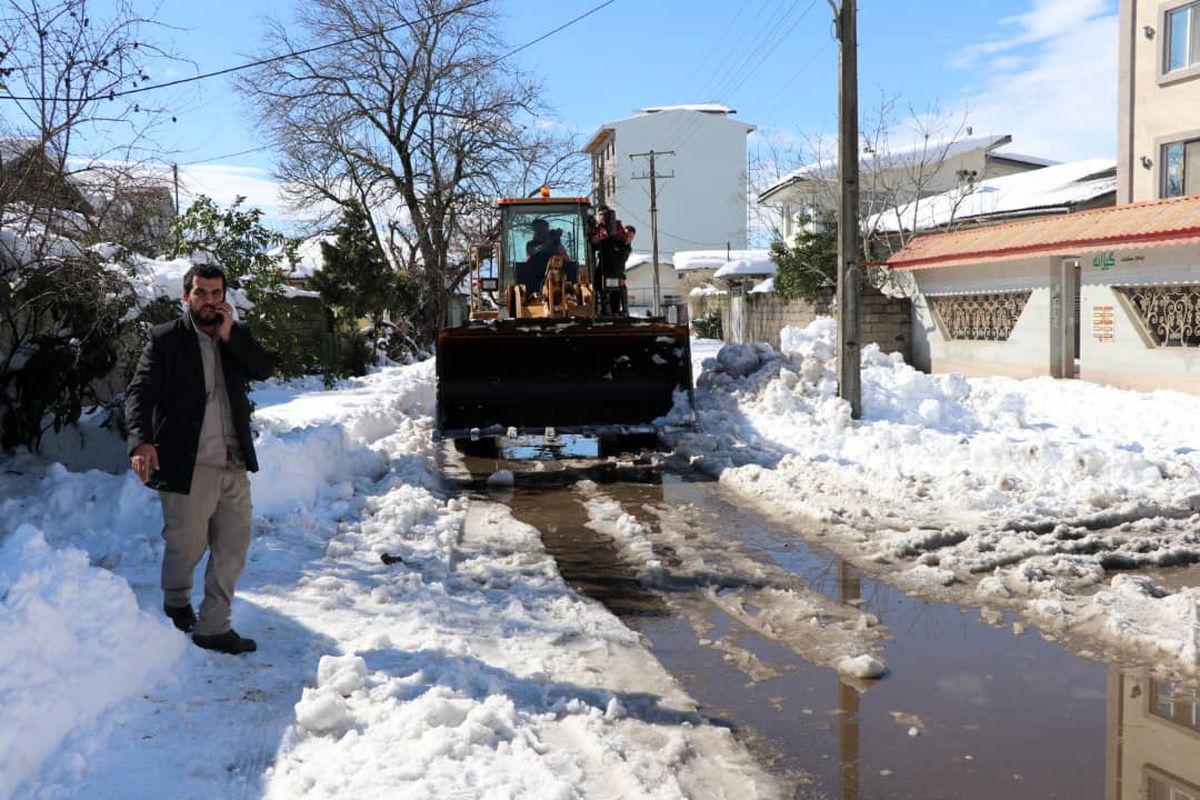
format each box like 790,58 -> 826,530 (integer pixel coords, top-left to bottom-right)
1092,251 -> 1115,271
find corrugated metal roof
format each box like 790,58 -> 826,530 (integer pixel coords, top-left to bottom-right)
888,194 -> 1200,270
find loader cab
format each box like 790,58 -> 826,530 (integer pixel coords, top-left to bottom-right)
498,198 -> 593,305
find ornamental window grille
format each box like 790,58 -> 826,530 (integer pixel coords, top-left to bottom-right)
1150,677 -> 1200,733
1115,285 -> 1200,347
929,290 -> 1031,341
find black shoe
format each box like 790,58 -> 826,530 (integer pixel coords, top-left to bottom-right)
163,604 -> 196,633
193,629 -> 257,655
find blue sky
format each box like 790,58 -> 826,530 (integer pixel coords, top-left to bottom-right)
124,0 -> 1119,225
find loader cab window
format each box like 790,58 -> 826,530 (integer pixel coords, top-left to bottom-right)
504,207 -> 588,267
503,205 -> 588,296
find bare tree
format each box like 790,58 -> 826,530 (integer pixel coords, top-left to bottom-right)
238,0 -> 586,342
0,0 -> 172,450
755,95 -> 979,294
857,96 -> 976,258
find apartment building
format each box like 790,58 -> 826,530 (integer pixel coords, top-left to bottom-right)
582,104 -> 755,257
1119,0 -> 1200,201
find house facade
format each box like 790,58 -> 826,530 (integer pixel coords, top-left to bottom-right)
583,105 -> 755,256
1118,0 -> 1200,203
1106,668 -> 1200,799
758,133 -> 1053,244
623,254 -> 682,318
890,195 -> 1200,394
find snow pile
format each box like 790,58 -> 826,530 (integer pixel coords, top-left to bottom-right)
670,316 -> 1200,529
250,362 -> 437,515
0,527 -> 183,798
665,317 -> 1200,674
4,358 -> 779,798
838,654 -> 885,679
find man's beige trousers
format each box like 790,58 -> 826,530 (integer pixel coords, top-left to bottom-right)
159,464 -> 252,637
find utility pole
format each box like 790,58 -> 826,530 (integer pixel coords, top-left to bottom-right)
630,149 -> 674,316
172,163 -> 180,216
829,0 -> 861,419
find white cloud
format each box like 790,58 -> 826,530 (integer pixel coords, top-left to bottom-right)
176,163 -> 287,217
955,0 -> 1112,67
958,1 -> 1118,161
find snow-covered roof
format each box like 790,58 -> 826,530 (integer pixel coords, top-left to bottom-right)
759,133 -> 1015,202
672,249 -> 772,273
713,254 -> 776,280
871,158 -> 1116,233
988,149 -> 1059,168
0,137 -> 42,163
688,283 -> 726,296
749,276 -> 775,294
625,252 -> 673,270
272,234 -> 335,278
584,104 -> 754,153
636,103 -> 736,115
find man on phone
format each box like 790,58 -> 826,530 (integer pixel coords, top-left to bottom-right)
126,261 -> 276,655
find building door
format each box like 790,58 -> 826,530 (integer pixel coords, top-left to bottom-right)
1053,258 -> 1081,378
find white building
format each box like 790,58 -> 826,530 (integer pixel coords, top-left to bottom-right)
758,133 -> 1052,244
583,104 -> 755,257
890,194 -> 1200,394
623,252 -> 681,317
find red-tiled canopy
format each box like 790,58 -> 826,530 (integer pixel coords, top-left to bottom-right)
888,194 -> 1200,270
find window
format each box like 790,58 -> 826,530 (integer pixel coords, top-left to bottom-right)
1148,770 -> 1200,800
928,291 -> 1032,341
1162,137 -> 1200,197
1166,2 -> 1200,73
1150,678 -> 1200,731
1116,285 -> 1200,347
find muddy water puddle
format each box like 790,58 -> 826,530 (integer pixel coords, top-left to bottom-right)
447,451 -> 1200,799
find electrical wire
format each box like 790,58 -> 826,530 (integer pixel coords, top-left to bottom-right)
178,145 -> 270,166
0,0 -> 493,103
655,0 -> 818,158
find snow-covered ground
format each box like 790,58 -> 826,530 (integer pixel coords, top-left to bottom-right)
0,362 -> 779,799
663,318 -> 1200,677
4,317 -> 1200,797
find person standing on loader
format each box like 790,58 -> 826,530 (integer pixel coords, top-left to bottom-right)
591,205 -> 631,315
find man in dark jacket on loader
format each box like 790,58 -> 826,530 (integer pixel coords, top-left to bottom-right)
126,261 -> 276,655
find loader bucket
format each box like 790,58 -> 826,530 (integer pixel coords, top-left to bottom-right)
435,318 -> 692,438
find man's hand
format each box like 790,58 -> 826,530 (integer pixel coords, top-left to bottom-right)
215,301 -> 235,341
131,443 -> 159,484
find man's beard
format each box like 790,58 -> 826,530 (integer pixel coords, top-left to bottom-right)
191,304 -> 220,325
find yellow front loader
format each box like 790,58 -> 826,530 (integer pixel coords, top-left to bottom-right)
435,193 -> 692,442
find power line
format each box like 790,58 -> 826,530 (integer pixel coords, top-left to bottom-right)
178,146 -> 270,166
0,0 -> 492,103
9,0 -> 615,173
497,0 -> 614,62
656,1 -> 818,159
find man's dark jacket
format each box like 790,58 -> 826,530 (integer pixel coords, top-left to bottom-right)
125,314 -> 276,494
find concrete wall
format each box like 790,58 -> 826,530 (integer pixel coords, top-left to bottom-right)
907,242 -> 1200,392
1079,243 -> 1200,391
910,256 -> 1059,379
603,110 -> 754,254
722,286 -> 912,361
1119,0 -> 1200,202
